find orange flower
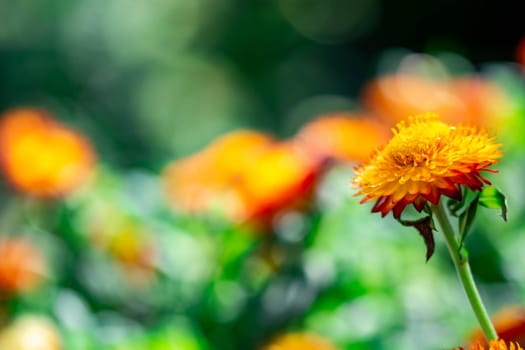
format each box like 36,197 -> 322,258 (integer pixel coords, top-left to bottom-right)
362,74 -> 464,126
0,237 -> 46,295
236,141 -> 319,223
361,74 -> 510,129
470,306 -> 525,347
263,332 -> 337,350
163,130 -> 274,221
353,114 -> 502,218
296,113 -> 390,163
454,339 -> 523,350
204,129 -> 275,177
164,130 -> 320,225
0,108 -> 95,198
451,77 -> 512,130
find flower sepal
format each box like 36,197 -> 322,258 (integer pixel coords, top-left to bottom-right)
397,213 -> 436,262
457,189 -> 480,251
447,186 -> 478,217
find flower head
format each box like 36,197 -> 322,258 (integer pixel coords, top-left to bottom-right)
362,75 -> 460,126
296,113 -> 390,164
163,130 -> 275,221
236,141 -> 319,223
361,74 -> 511,129
0,237 -> 46,295
454,339 -> 523,350
163,130 -> 320,226
263,332 -> 337,350
0,108 -> 95,198
353,113 -> 502,218
470,306 -> 525,348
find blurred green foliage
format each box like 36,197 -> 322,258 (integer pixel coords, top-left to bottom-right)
0,1 -> 525,350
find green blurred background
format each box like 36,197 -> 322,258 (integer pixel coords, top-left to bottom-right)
0,1 -> 525,349
1,0 -> 523,167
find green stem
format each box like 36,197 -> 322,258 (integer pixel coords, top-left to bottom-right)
432,201 -> 498,341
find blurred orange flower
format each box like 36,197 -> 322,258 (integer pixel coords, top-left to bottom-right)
517,36 -> 525,68
451,77 -> 513,130
0,237 -> 46,295
205,129 -> 275,178
0,108 -> 95,198
362,74 -> 462,126
296,113 -> 390,163
361,74 -> 510,128
163,130 -> 274,220
263,332 -> 337,350
470,306 -> 525,347
236,141 -> 319,223
163,130 -> 320,226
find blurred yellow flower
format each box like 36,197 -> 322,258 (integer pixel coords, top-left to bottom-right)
263,332 -> 337,350
0,108 -> 95,198
236,141 -> 319,225
353,113 -> 502,218
0,315 -> 62,350
80,199 -> 157,287
296,113 -> 390,163
454,339 -> 523,350
106,221 -> 155,269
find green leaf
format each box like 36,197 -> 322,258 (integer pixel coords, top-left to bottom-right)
447,186 -> 479,218
447,186 -> 468,217
478,186 -> 508,221
398,215 -> 435,262
458,193 -> 479,250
